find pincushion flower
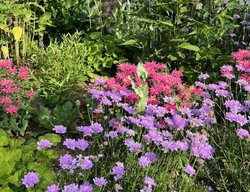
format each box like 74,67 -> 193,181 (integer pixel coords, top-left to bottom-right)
46,184 -> 60,192
79,182 -> 93,192
63,138 -> 77,150
236,129 -> 249,139
53,125 -> 67,134
184,164 -> 196,176
111,162 -> 125,180
22,172 -> 39,188
62,183 -> 78,192
37,139 -> 52,150
93,177 -> 107,187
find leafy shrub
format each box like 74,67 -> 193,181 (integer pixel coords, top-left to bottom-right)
0,60 -> 36,135
31,32 -> 126,105
111,0 -> 250,81
0,130 -> 58,192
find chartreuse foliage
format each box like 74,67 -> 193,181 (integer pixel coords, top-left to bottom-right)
0,130 -> 59,192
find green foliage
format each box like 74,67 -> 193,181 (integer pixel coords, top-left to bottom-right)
111,0 -> 250,82
0,130 -> 57,191
36,101 -> 78,130
0,0 -> 52,64
31,32 -> 126,104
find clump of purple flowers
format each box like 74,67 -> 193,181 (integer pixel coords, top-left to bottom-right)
111,162 -> 125,181
53,125 -> 67,134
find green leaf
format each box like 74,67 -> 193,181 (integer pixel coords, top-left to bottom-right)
158,20 -> 173,27
0,130 -> 9,147
0,187 -> 13,192
178,42 -> 200,52
39,134 -> 61,146
120,39 -> 138,46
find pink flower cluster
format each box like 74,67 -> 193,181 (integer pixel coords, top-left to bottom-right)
0,60 -> 35,115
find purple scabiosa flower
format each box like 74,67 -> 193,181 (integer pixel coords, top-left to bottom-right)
190,134 -> 215,159
22,172 -> 39,188
91,123 -> 103,134
76,139 -> 89,151
124,138 -> 142,152
140,115 -> 155,129
220,65 -> 233,72
93,177 -> 107,187
46,184 -> 60,192
198,73 -> 210,80
225,112 -> 248,126
63,138 -> 77,150
224,100 -> 247,113
111,162 -> 125,181
77,156 -> 93,170
218,81 -> 229,89
127,116 -> 140,126
244,85 -> 250,92
207,83 -> 219,91
138,156 -> 151,167
100,97 -> 112,106
165,114 -> 186,130
94,78 -> 106,86
236,129 -> 249,139
145,152 -> 157,163
126,129 -> 137,136
59,154 -> 75,170
147,130 -> 163,144
115,184 -> 123,192
144,176 -> 156,186
78,126 -> 94,136
236,79 -> 249,86
62,183 -> 79,192
162,130 -> 173,139
190,117 -> 204,127
105,130 -> 119,138
184,164 -> 196,176
175,141 -> 189,151
215,89 -> 230,97
79,182 -> 93,192
195,81 -> 206,89
37,139 -> 52,150
93,108 -> 104,114
52,125 -> 67,134
88,89 -> 103,99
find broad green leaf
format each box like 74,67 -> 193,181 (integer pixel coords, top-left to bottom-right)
39,12 -> 52,24
178,42 -> 200,52
39,133 -> 61,146
12,27 -> 23,42
0,187 -> 13,192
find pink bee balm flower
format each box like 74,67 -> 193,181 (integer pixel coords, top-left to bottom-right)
5,105 -> 18,114
18,72 -> 29,79
26,92 -> 36,98
7,67 -> 17,74
0,60 -> 12,68
0,97 -> 12,105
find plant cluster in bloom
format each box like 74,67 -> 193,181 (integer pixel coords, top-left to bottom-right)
0,60 -> 35,115
195,49 -> 250,140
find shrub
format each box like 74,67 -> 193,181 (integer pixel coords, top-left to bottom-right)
31,32 -> 126,105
